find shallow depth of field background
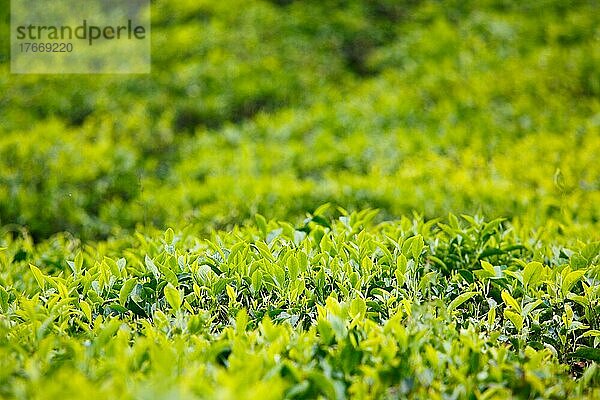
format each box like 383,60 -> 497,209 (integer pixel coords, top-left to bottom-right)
1,0 -> 598,240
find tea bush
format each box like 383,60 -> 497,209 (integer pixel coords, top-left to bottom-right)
1,0 -> 600,397
1,0 -> 599,239
1,211 -> 599,398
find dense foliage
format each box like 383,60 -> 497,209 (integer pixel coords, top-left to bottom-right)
1,0 -> 599,239
1,211 -> 600,398
0,0 -> 599,398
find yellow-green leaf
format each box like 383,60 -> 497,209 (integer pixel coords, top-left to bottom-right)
164,283 -> 181,312
523,261 -> 543,289
165,228 -> 175,244
501,290 -> 521,313
349,297 -> 367,320
580,330 -> 600,339
80,300 -> 92,322
119,278 -> 137,306
29,264 -> 46,290
448,291 -> 477,313
562,270 -> 586,297
504,309 -> 523,331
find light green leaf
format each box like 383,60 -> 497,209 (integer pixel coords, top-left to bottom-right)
119,278 -> 137,306
501,290 -> 521,313
104,257 -> 121,279
251,270 -> 263,294
158,263 -> 179,287
0,286 -> 8,312
523,261 -> 543,289
164,283 -> 181,311
75,252 -> 84,273
145,255 -> 159,278
448,291 -> 477,313
562,270 -> 586,297
349,297 -> 367,320
411,235 -> 424,259
504,309 -> 523,331
29,264 -> 46,291
80,300 -> 92,322
165,228 -> 175,244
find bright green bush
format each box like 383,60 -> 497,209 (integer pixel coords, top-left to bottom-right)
1,211 -> 599,398
1,0 -> 600,397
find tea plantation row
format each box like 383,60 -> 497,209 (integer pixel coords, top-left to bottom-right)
1,0 -> 599,398
1,210 -> 599,398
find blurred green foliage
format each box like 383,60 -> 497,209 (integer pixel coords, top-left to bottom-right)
1,0 -> 598,240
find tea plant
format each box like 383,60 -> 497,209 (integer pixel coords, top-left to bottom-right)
1,211 -> 599,398
1,0 -> 599,398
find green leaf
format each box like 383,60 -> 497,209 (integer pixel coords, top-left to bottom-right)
145,255 -> 160,278
307,371 -> 337,400
235,309 -> 248,333
56,281 -> 69,298
163,283 -> 181,311
226,285 -> 236,303
75,252 -> 84,273
501,290 -> 521,313
29,264 -> 46,291
349,297 -> 367,320
119,278 -> 137,306
504,309 -> 523,331
165,228 -> 175,244
254,241 -> 274,262
523,261 -> 543,289
158,263 -> 179,287
522,299 -> 543,317
313,203 -> 331,216
569,347 -> 600,363
95,319 -> 122,348
80,300 -> 92,322
475,261 -> 502,280
255,214 -> 267,238
458,269 -> 474,284
104,257 -> 121,279
448,291 -> 477,313
0,286 -> 9,312
581,242 -> 600,263
117,257 -> 126,272
567,293 -> 588,307
562,270 -> 586,297
481,261 -> 495,275
251,270 -> 263,294
448,213 -> 459,229
411,235 -> 424,259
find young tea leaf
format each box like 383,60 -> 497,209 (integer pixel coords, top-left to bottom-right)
501,290 -> 521,313
448,291 -> 477,313
164,283 -> 181,312
119,278 -> 137,306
